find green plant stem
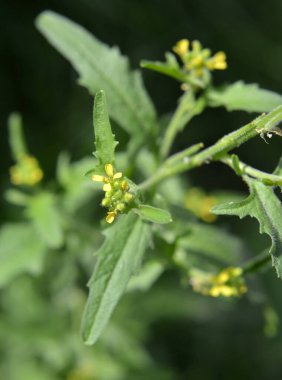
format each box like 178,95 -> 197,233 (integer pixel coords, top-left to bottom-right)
221,156 -> 282,186
140,105 -> 282,190
242,250 -> 271,275
160,92 -> 206,159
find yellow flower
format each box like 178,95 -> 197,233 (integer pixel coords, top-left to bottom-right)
173,39 -> 189,57
171,38 -> 227,88
10,155 -> 43,186
106,211 -> 117,224
92,163 -> 122,183
206,51 -> 227,70
191,267 -> 247,298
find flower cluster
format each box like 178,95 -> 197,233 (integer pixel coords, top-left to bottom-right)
92,163 -> 134,223
10,155 -> 43,186
173,38 -> 227,88
191,267 -> 247,298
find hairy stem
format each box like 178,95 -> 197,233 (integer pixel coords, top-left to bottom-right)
140,105 -> 282,190
221,155 -> 282,186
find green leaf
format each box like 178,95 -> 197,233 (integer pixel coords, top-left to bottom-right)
5,189 -> 30,206
8,113 -> 28,161
141,52 -> 185,82
177,223 -> 245,270
212,177 -> 282,278
0,223 -> 46,287
36,11 -> 157,137
56,153 -> 97,212
81,212 -> 150,345
127,260 -> 164,292
207,81 -> 282,113
26,192 -> 64,249
134,205 -> 172,224
274,157 -> 282,176
93,90 -> 118,168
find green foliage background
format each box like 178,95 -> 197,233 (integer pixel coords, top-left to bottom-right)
1,1 -> 282,379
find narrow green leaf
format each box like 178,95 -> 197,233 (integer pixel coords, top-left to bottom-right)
26,192 -> 64,249
81,212 -> 150,345
141,52 -> 185,82
36,11 -> 157,136
212,177 -> 282,278
93,90 -> 118,167
8,113 -> 28,161
274,157 -> 282,176
207,81 -> 282,113
5,189 -> 29,206
134,205 -> 172,224
0,223 -> 46,287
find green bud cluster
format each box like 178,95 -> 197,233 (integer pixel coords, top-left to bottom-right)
92,164 -> 135,223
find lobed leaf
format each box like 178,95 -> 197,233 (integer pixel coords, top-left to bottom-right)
36,11 -> 157,137
81,212 -> 150,345
212,177 -> 282,278
207,81 -> 282,113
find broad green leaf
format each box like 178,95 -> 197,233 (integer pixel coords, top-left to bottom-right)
127,260 -> 164,292
36,11 -> 157,137
212,177 -> 282,278
177,223 -> 245,270
26,192 -> 64,249
141,52 -> 185,82
81,212 -> 150,345
0,223 -> 46,287
134,205 -> 172,224
93,91 -> 118,168
207,81 -> 282,112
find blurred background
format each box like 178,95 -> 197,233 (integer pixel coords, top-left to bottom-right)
1,0 -> 282,379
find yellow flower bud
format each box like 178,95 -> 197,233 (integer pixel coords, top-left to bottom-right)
105,163 -> 114,177
92,174 -> 105,182
106,211 -> 117,224
103,183 -> 112,192
173,39 -> 189,57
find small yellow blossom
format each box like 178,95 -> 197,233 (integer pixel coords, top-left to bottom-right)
91,174 -> 104,182
10,155 -> 43,186
206,51 -> 227,70
106,211 -> 117,224
173,39 -> 189,57
191,267 -> 247,298
103,183 -> 112,192
92,163 -> 135,223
